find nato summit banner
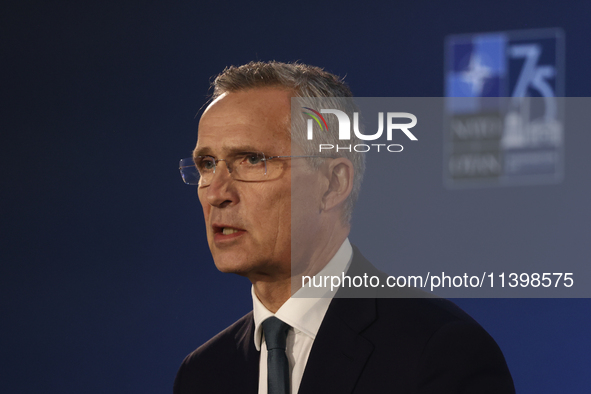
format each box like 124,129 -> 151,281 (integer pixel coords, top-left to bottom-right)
445,29 -> 564,187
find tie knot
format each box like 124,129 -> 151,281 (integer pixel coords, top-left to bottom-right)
262,317 -> 290,350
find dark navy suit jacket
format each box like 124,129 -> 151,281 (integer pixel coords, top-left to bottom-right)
174,247 -> 515,393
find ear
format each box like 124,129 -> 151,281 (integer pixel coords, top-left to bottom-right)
321,158 -> 354,212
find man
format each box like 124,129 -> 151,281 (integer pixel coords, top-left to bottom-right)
175,61 -> 515,393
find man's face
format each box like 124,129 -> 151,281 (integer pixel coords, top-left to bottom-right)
195,88 -> 300,280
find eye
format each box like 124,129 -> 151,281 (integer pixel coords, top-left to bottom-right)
243,152 -> 265,165
195,156 -> 216,171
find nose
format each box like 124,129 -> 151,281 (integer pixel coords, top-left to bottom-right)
204,160 -> 238,208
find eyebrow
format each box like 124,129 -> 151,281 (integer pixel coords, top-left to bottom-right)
193,145 -> 265,159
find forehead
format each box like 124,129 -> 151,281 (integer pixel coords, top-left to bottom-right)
195,88 -> 292,156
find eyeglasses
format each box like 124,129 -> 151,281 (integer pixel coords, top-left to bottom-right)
179,152 -> 328,186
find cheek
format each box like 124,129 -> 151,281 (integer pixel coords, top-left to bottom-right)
274,187 -> 293,248
251,183 -> 291,240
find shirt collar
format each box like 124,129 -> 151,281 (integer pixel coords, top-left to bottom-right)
252,238 -> 353,350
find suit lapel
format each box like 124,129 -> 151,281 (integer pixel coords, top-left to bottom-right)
298,247 -> 379,393
235,312 -> 260,393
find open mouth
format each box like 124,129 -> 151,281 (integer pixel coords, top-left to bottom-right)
212,225 -> 246,241
222,228 -> 240,235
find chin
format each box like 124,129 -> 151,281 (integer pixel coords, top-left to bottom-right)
212,255 -> 254,276
216,266 -> 250,276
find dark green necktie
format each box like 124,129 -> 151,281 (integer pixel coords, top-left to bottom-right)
262,317 -> 291,394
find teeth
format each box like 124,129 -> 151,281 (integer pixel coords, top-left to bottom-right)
222,228 -> 239,235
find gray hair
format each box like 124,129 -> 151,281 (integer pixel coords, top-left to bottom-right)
211,61 -> 365,223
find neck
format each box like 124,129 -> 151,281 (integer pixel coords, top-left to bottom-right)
251,226 -> 350,313
252,277 -> 291,313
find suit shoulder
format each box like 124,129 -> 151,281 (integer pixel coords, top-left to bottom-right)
372,295 -> 489,347
182,311 -> 253,364
367,298 -> 514,392
174,311 -> 258,394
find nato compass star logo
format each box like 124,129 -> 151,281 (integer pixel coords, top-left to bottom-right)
446,34 -> 506,99
461,53 -> 492,96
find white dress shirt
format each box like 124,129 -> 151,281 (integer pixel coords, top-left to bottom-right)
252,239 -> 353,394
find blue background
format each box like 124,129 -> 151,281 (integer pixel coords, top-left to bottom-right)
2,1 -> 589,392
